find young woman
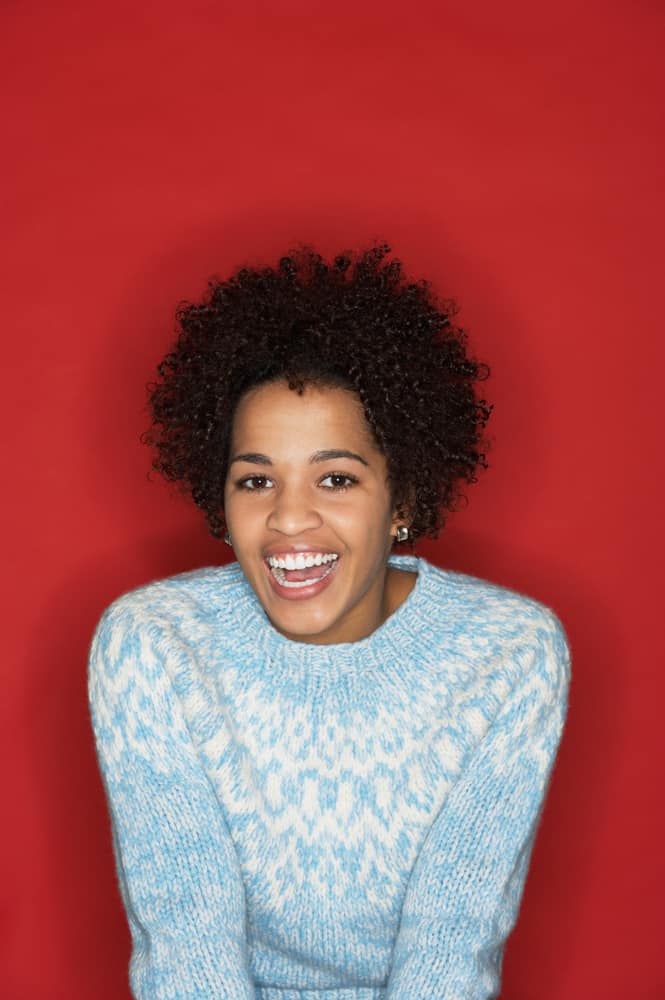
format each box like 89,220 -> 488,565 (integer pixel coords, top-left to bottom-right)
88,244 -> 571,1000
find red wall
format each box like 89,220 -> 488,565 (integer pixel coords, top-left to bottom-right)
3,2 -> 663,997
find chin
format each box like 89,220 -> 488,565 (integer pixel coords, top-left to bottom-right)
268,604 -> 342,642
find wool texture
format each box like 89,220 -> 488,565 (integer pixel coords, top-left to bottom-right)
87,554 -> 571,1000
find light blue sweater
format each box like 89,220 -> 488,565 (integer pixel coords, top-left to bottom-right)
87,554 -> 571,1000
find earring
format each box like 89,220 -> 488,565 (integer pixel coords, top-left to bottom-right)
395,525 -> 409,543
223,531 -> 232,546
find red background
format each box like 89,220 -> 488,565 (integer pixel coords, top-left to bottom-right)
3,2 -> 663,997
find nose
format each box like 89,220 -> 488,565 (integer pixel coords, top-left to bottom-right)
266,483 -> 323,535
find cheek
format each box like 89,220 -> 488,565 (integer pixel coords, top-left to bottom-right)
331,495 -> 393,541
223,491 -> 254,534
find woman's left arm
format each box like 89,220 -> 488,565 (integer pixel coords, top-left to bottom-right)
386,609 -> 571,1000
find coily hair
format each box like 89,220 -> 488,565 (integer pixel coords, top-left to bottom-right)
142,243 -> 492,541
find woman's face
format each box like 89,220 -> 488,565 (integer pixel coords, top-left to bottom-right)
223,379 -> 402,645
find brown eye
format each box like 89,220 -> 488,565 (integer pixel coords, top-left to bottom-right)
237,475 -> 274,491
319,473 -> 358,491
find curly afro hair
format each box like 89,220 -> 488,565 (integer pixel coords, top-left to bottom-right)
142,243 -> 492,542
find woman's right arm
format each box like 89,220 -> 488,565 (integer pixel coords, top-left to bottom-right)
88,598 -> 256,1000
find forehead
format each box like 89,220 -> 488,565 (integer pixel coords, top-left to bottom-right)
230,381 -> 378,452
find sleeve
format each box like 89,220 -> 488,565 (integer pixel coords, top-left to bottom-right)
87,599 -> 256,1000
385,608 -> 571,1000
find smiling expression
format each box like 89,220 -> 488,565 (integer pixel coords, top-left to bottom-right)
223,379 -> 406,645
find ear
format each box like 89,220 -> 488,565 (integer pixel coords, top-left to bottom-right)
390,485 -> 416,539
390,511 -> 408,537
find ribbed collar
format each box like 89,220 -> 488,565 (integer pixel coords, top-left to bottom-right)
214,554 -> 449,684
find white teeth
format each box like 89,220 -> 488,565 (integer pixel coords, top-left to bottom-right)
266,552 -> 340,589
266,552 -> 339,570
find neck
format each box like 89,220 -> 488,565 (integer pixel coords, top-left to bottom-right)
271,561 -> 418,647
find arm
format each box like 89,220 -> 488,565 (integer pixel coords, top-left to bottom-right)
386,609 -> 571,1000
88,599 -> 256,1000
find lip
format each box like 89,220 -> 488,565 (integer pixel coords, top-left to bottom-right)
263,553 -> 340,602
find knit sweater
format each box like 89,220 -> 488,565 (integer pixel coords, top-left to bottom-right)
87,554 -> 571,1000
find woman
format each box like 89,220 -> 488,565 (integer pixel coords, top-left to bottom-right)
88,244 -> 571,999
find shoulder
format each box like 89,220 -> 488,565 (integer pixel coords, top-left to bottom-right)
87,562 -> 250,686
87,563 -> 248,724
420,557 -> 566,630
416,557 -> 571,681
90,562 -> 244,637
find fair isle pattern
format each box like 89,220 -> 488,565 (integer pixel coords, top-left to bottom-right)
87,555 -> 571,1000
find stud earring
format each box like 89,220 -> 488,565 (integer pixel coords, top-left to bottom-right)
395,525 -> 409,543
223,531 -> 232,546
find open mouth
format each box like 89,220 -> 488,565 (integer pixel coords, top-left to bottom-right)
264,552 -> 340,593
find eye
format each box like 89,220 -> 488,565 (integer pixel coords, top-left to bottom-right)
236,475 -> 274,491
319,472 -> 358,491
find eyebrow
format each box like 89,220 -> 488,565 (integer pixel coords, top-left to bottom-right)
229,449 -> 370,467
